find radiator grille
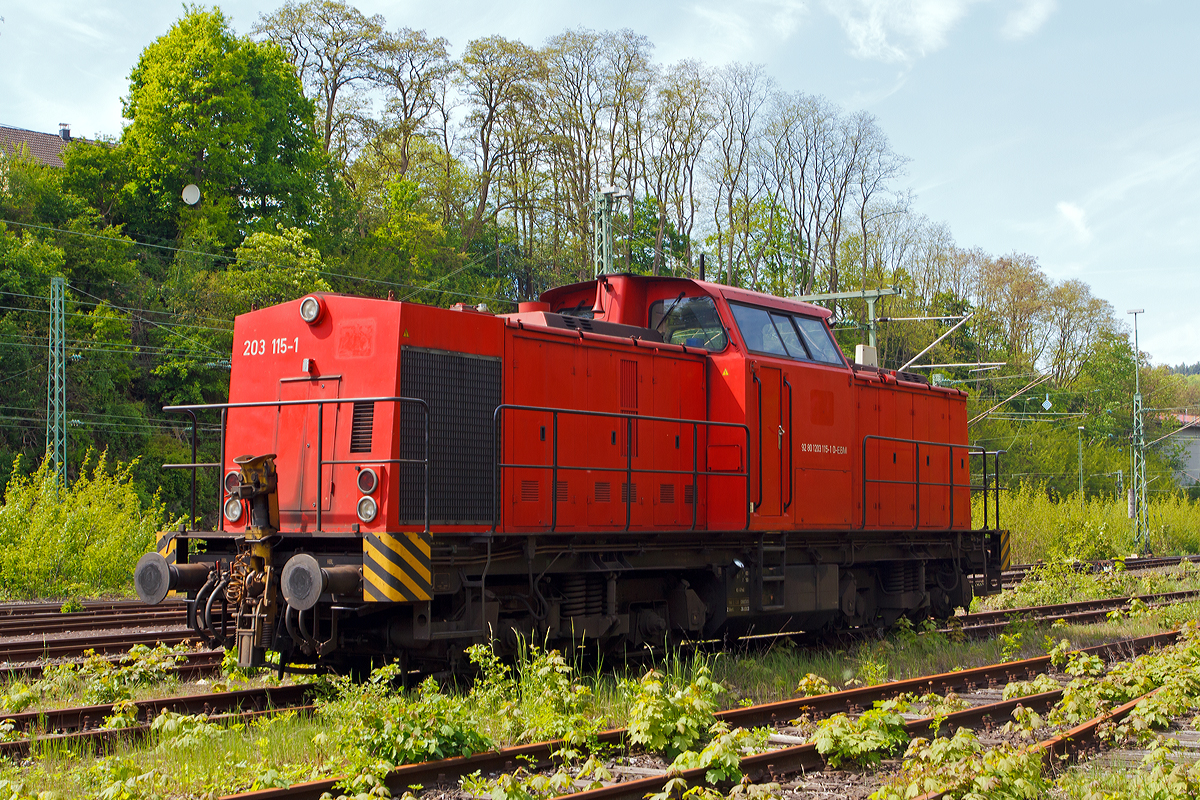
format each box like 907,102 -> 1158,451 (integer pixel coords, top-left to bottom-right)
349,401 -> 374,453
398,347 -> 501,524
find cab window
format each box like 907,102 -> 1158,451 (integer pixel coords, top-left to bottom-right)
648,295 -> 728,351
729,302 -> 845,366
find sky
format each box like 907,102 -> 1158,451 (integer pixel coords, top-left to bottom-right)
1,0 -> 1198,365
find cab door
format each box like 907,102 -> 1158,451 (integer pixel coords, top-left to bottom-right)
755,365 -> 784,518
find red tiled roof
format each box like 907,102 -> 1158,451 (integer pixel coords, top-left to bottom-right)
0,125 -> 93,168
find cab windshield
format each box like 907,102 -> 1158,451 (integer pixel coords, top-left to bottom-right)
648,295 -> 728,351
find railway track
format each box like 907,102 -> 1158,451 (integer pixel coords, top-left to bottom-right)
212,629 -> 1178,800
1001,553 -> 1200,586
0,603 -> 186,637
951,587 -> 1200,638
0,648 -> 225,682
0,683 -> 313,758
0,587 -> 1191,683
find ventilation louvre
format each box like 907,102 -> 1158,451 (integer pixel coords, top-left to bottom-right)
659,483 -> 675,504
521,480 -> 539,502
555,480 -> 568,502
684,484 -> 695,505
349,401 -> 374,453
621,482 -> 637,503
594,481 -> 611,503
398,347 -> 502,524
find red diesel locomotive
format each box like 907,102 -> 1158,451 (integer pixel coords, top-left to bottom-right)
135,273 -> 1007,671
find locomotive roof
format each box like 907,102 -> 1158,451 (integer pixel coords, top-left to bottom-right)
539,274 -> 833,319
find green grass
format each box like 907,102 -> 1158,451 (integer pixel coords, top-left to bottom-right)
980,484 -> 1200,564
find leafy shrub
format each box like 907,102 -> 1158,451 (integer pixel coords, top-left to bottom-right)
1002,673 -> 1060,700
810,698 -> 910,768
794,674 -> 835,697
0,452 -> 177,599
670,723 -> 769,784
467,640 -> 598,746
150,709 -> 232,751
459,758 -> 612,800
869,727 -> 1048,800
319,663 -> 493,768
624,663 -> 725,759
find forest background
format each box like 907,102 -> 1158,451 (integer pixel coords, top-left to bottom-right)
2,3 -> 1199,543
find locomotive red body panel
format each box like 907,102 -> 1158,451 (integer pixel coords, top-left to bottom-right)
143,272 -> 1005,671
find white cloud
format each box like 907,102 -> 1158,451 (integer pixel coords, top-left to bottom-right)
1056,201 -> 1092,244
690,0 -> 808,51
1001,0 -> 1056,40
821,0 -> 978,62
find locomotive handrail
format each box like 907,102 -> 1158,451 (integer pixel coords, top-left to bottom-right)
163,395 -> 431,534
859,435 -> 1002,531
752,372 -> 763,512
491,404 -> 752,534
782,375 -> 793,514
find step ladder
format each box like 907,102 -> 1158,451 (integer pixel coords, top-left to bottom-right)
757,533 -> 787,612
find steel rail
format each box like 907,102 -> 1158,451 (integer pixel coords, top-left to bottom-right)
0,649 -> 224,681
0,629 -> 197,663
0,684 -> 314,758
0,608 -> 187,637
0,599 -> 187,616
0,704 -> 317,759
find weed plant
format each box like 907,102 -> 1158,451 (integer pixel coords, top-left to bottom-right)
0,452 -> 176,599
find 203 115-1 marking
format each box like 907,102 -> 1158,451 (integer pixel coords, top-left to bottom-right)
242,337 -> 299,357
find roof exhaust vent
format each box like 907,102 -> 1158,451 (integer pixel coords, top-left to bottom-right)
58,124 -> 70,142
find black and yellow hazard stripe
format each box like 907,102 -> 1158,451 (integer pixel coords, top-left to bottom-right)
1000,529 -> 1011,571
156,532 -> 177,565
363,532 -> 432,602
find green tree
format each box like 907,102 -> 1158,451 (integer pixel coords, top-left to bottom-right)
223,224 -> 332,311
121,7 -> 325,246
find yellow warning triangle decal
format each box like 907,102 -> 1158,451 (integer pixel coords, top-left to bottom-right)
722,368 -> 729,376
403,329 -> 410,337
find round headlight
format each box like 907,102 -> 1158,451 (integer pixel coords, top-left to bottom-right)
356,496 -> 378,523
299,296 -> 322,324
357,467 -> 378,494
224,471 -> 241,493
223,497 -> 243,523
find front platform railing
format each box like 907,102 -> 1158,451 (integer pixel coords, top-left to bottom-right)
162,396 -> 430,533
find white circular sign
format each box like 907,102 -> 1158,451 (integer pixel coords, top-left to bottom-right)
182,184 -> 201,205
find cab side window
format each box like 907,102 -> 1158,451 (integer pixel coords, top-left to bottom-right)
729,301 -> 845,366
